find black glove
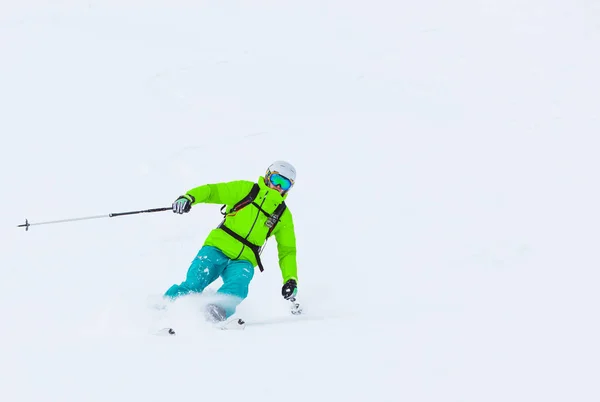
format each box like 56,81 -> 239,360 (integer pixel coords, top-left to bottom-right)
281,279 -> 298,300
172,194 -> 195,214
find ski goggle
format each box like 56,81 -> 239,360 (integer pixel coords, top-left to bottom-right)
269,173 -> 293,191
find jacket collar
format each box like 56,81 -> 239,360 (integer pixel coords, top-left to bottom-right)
258,176 -> 288,201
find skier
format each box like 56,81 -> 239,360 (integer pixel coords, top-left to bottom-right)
164,160 -> 299,324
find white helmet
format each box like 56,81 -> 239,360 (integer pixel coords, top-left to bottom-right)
266,160 -> 296,184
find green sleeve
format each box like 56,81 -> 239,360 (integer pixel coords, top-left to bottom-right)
186,180 -> 254,206
274,209 -> 298,283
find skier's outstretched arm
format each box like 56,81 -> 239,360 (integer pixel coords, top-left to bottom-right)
172,181 -> 254,214
188,181 -> 255,205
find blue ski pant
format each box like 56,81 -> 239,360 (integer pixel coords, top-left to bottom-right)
164,246 -> 254,318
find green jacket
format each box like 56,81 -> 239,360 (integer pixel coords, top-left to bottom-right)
185,176 -> 298,284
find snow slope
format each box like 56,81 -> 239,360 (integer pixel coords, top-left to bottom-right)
1,1 -> 599,401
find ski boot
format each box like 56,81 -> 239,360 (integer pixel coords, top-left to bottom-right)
205,304 -> 246,330
204,304 -> 227,323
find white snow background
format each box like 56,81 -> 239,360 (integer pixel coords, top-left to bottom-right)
0,1 -> 599,401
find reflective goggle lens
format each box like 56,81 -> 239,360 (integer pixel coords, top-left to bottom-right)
269,173 -> 293,191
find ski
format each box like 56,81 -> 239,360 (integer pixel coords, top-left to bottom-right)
216,318 -> 247,330
154,327 -> 176,336
151,298 -> 301,335
153,318 -> 246,336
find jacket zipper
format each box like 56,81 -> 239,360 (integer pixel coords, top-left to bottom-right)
234,192 -> 267,260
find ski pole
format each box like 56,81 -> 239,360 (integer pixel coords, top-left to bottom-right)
17,207 -> 172,231
289,297 -> 303,315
